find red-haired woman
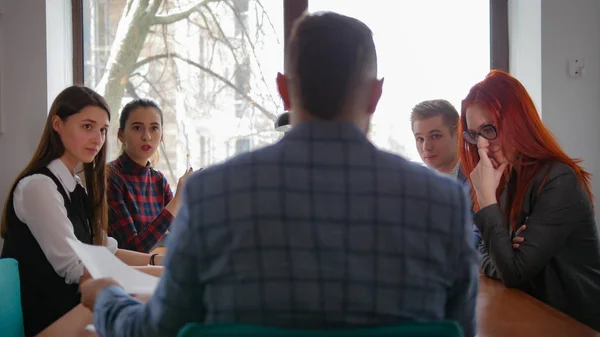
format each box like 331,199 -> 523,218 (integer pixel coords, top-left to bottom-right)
460,70 -> 600,332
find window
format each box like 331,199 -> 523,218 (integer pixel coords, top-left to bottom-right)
198,135 -> 212,168
234,57 -> 251,118
310,0 -> 491,163
78,0 -> 504,182
82,0 -> 284,187
235,138 -> 251,154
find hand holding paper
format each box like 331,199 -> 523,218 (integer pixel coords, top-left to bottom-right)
66,238 -> 159,295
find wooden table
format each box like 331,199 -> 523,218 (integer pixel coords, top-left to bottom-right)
476,276 -> 599,337
37,275 -> 600,337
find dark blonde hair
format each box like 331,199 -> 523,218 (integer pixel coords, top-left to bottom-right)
1,85 -> 111,245
410,99 -> 460,135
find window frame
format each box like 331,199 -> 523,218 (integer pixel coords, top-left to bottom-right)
71,0 -> 84,84
71,0 -> 507,84
490,0 -> 509,71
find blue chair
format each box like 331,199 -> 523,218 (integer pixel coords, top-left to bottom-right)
177,322 -> 463,337
0,258 -> 25,337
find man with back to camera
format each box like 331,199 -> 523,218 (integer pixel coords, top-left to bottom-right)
80,11 -> 478,337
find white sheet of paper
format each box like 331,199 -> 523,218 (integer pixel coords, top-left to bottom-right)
66,238 -> 159,294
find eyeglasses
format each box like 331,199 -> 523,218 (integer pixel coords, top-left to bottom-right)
463,124 -> 498,145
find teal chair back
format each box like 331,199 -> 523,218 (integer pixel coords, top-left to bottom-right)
0,258 -> 25,337
177,322 -> 463,337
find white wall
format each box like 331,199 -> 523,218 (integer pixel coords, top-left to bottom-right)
0,0 -> 48,249
508,0 -> 542,111
510,0 -> 600,228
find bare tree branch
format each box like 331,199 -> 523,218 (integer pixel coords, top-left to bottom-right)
149,0 -> 162,13
125,0 -> 137,15
133,53 -> 277,121
125,80 -> 141,99
223,1 -> 279,112
207,32 -> 219,67
204,5 -> 239,65
152,0 -> 218,25
157,24 -> 172,83
195,10 -> 223,41
254,1 -> 280,45
187,18 -> 210,32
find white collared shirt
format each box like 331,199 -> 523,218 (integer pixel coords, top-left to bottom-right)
449,161 -> 461,180
13,158 -> 118,284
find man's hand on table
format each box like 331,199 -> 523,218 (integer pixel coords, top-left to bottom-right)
81,278 -> 122,310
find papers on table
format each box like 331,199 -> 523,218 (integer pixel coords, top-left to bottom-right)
66,238 -> 159,295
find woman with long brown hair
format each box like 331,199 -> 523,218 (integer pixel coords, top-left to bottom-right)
0,86 -> 164,336
460,70 -> 600,331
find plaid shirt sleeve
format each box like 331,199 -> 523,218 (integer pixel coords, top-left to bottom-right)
444,184 -> 478,337
94,179 -> 202,337
107,173 -> 174,253
164,176 -> 174,205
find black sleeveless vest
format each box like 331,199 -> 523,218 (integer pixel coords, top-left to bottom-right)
1,167 -> 93,337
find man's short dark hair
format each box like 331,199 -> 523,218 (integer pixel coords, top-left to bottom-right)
410,99 -> 459,133
285,12 -> 377,120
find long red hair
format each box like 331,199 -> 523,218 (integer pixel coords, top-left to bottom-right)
459,70 -> 593,229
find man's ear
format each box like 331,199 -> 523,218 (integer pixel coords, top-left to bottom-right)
276,72 -> 291,111
452,125 -> 459,139
367,77 -> 384,115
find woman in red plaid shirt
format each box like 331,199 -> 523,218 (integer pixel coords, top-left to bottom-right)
107,99 -> 192,253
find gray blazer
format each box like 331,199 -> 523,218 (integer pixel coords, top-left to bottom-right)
91,120 -> 479,337
477,162 -> 600,332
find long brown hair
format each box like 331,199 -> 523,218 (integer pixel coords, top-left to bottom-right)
1,85 -> 111,245
459,70 -> 593,229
